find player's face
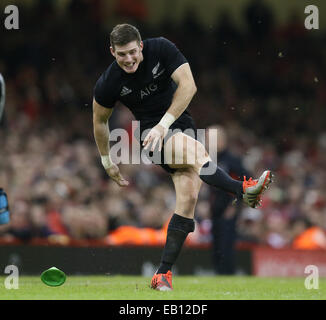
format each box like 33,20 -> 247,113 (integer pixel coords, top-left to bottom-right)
111,41 -> 143,73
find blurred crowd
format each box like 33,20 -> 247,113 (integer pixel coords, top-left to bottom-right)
0,0 -> 326,249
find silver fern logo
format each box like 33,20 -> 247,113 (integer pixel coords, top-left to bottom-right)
152,62 -> 160,76
152,62 -> 165,79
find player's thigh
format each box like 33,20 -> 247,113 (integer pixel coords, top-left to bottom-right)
171,168 -> 202,218
164,132 -> 210,171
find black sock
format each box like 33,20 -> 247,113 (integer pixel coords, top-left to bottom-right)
157,213 -> 195,274
199,161 -> 243,198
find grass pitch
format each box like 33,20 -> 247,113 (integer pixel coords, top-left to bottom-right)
0,275 -> 325,300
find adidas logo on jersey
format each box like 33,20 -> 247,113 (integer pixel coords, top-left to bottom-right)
120,86 -> 132,96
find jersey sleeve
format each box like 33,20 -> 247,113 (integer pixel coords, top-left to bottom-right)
93,70 -> 119,108
158,37 -> 188,77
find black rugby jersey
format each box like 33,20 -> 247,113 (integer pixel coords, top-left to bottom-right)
94,37 -> 189,122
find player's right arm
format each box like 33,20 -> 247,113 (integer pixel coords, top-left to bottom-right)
93,98 -> 129,187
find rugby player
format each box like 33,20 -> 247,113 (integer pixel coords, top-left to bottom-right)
93,24 -> 273,291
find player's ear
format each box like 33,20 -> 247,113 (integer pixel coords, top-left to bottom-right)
110,46 -> 116,58
139,41 -> 143,51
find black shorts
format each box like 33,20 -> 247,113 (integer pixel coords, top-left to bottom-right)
136,112 -> 198,174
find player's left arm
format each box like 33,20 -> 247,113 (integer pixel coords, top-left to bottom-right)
143,63 -> 197,151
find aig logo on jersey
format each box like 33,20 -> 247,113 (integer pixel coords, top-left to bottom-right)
139,61 -> 164,99
140,83 -> 158,99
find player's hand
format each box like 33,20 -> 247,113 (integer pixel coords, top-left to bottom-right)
143,124 -> 167,152
106,163 -> 129,187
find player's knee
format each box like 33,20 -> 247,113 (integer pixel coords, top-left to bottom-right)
193,154 -> 211,174
192,141 -> 210,170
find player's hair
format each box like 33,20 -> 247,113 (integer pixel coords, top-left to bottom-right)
110,24 -> 142,50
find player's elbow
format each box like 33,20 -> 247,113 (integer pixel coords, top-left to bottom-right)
186,79 -> 197,94
189,81 -> 197,98
192,83 -> 197,96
